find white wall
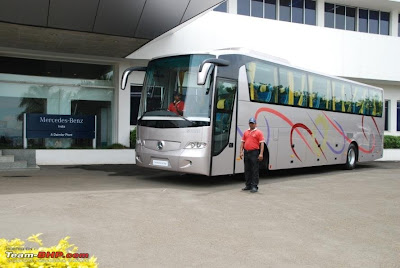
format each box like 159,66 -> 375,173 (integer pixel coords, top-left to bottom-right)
128,12 -> 400,83
116,61 -> 147,146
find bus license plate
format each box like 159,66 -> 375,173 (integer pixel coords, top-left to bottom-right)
152,159 -> 169,167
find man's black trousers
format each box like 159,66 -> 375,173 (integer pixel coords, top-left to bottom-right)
244,149 -> 260,187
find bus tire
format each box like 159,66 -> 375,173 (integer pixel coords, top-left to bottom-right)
344,143 -> 357,170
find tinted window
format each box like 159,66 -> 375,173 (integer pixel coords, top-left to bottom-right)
325,3 -> 334,28
380,12 -> 390,35
280,0 -> 291,22
264,0 -> 276,19
292,0 -> 304,24
246,61 -> 279,104
305,0 -> 316,25
335,5 -> 345,29
251,0 -> 263,18
346,7 -> 356,31
369,88 -> 383,117
369,10 -> 379,34
280,68 -> 308,107
332,81 -> 352,113
308,75 -> 331,110
359,9 -> 368,33
238,0 -> 250,15
351,86 -> 368,115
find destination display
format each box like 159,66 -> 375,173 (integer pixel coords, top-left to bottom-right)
26,114 -> 95,139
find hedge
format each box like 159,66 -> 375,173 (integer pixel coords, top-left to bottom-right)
384,135 -> 400,149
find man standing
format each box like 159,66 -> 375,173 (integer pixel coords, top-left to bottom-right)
240,117 -> 265,193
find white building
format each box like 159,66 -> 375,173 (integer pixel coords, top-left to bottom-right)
129,0 -> 400,137
0,0 -> 399,165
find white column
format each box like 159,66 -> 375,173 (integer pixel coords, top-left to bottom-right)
116,61 -> 146,147
316,0 -> 325,27
390,10 -> 399,37
227,0 -> 237,14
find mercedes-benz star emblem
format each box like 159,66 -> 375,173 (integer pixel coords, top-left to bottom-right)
157,141 -> 164,150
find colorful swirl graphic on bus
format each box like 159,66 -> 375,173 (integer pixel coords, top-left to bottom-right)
237,107 -> 381,162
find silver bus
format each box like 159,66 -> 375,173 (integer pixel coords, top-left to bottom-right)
122,48 -> 384,176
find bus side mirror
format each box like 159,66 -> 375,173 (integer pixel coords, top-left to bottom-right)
197,59 -> 230,86
121,66 -> 147,90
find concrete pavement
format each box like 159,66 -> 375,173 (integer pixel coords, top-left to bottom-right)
1,162 -> 399,267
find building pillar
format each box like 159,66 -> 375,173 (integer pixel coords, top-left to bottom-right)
390,10 -> 399,37
316,0 -> 325,27
227,0 -> 237,14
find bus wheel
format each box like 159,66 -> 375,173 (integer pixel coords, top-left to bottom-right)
345,143 -> 357,170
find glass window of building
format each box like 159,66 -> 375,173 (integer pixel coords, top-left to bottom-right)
130,85 -> 142,125
380,12 -> 390,35
384,100 -> 389,131
280,0 -> 291,22
369,10 -> 379,34
238,0 -> 250,15
335,5 -> 345,29
251,0 -> 263,18
264,0 -> 276,20
305,0 -> 316,25
397,101 -> 400,131
359,9 -> 368,33
214,2 -> 227,12
292,0 -> 304,24
0,56 -> 114,149
325,3 -> 335,28
398,14 -> 400,36
345,7 -> 356,31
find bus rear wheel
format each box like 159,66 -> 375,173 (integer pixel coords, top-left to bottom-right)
345,143 -> 357,170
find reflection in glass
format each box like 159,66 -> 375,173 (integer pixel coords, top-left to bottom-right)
280,0 -> 291,22
369,10 -> 379,34
251,0 -> 263,18
264,0 -> 276,20
346,7 -> 356,31
359,9 -> 368,32
380,12 -> 390,35
325,3 -> 334,28
335,5 -> 345,29
305,0 -> 316,25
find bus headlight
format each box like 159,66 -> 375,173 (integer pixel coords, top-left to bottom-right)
185,142 -> 207,149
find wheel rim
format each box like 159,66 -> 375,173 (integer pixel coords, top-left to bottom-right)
348,148 -> 356,166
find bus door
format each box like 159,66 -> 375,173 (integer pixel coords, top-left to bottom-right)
211,78 -> 238,176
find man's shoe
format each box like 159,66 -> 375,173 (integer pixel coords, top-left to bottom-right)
250,186 -> 258,193
242,186 -> 251,191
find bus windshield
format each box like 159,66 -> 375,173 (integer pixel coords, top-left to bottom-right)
139,54 -> 214,127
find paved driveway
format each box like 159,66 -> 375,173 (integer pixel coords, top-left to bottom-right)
1,162 -> 399,267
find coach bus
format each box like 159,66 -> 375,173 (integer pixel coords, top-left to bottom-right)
121,48 -> 384,176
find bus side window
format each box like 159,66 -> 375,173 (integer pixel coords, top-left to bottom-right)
308,74 -> 331,110
352,86 -> 367,115
369,88 -> 383,117
246,61 -> 278,104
